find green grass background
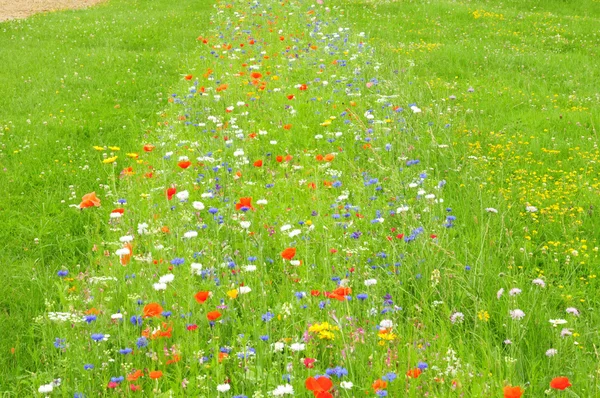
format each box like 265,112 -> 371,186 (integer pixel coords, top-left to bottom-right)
1,0 -> 599,394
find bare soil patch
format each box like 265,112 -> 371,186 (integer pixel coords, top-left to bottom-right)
0,0 -> 105,21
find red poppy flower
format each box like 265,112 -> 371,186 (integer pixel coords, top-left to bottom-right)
149,370 -> 163,379
143,144 -> 155,152
185,74 -> 193,80
143,303 -> 163,318
283,124 -> 292,130
299,84 -> 307,90
251,72 -> 262,79
127,370 -> 143,381
130,384 -> 141,392
406,368 -> 422,378
310,290 -> 321,297
194,291 -> 210,304
276,155 -> 284,162
503,385 -> 524,398
235,197 -> 254,211
207,311 -> 221,321
79,192 -> 101,209
281,247 -> 297,260
303,358 -> 316,368
287,94 -> 295,100
166,187 -> 176,200
550,377 -> 571,390
306,376 -> 333,393
372,379 -> 388,391
178,160 -> 191,169
253,159 -> 263,167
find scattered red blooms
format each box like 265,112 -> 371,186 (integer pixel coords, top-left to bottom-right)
253,159 -> 263,167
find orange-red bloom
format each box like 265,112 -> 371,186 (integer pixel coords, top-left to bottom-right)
207,310 -> 221,321
194,291 -> 210,304
143,144 -> 155,152
166,187 -> 176,200
149,370 -> 163,380
235,197 -> 254,211
143,303 -> 163,318
306,376 -> 333,395
503,385 -> 524,398
185,74 -> 193,80
372,379 -> 388,391
127,370 -> 144,381
79,192 -> 101,209
281,247 -> 297,260
550,377 -> 571,390
406,368 -> 422,378
253,159 -> 263,167
120,243 -> 133,266
178,160 -> 191,169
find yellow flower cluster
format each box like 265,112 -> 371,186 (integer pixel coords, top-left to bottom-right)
308,322 -> 340,340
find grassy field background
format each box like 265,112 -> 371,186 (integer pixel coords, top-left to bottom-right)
1,0 -> 599,395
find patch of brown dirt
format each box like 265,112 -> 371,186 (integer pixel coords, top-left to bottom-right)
0,0 -> 105,22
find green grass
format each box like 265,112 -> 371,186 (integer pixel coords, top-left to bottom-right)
1,0 -> 599,395
0,0 -> 212,392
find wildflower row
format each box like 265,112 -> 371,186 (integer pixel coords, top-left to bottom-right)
43,0 -> 573,397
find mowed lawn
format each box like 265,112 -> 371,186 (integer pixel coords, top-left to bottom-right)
1,0 -> 599,395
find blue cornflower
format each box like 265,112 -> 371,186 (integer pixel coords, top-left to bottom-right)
84,315 -> 97,323
84,364 -> 94,370
260,335 -> 269,341
119,348 -> 133,355
91,334 -> 105,342
136,337 -> 148,348
417,361 -> 428,370
54,338 -> 66,349
262,312 -> 274,322
357,293 -> 368,300
382,372 -> 397,382
171,257 -> 185,266
208,207 -> 218,214
326,366 -> 348,378
57,270 -> 68,277
130,316 -> 142,326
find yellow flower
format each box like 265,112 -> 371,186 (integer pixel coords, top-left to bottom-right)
127,153 -> 139,159
318,330 -> 335,340
226,289 -> 238,299
378,332 -> 397,341
103,156 -> 118,164
108,146 -> 120,151
93,146 -> 105,151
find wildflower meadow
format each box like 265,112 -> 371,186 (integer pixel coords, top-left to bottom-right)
1,0 -> 600,396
